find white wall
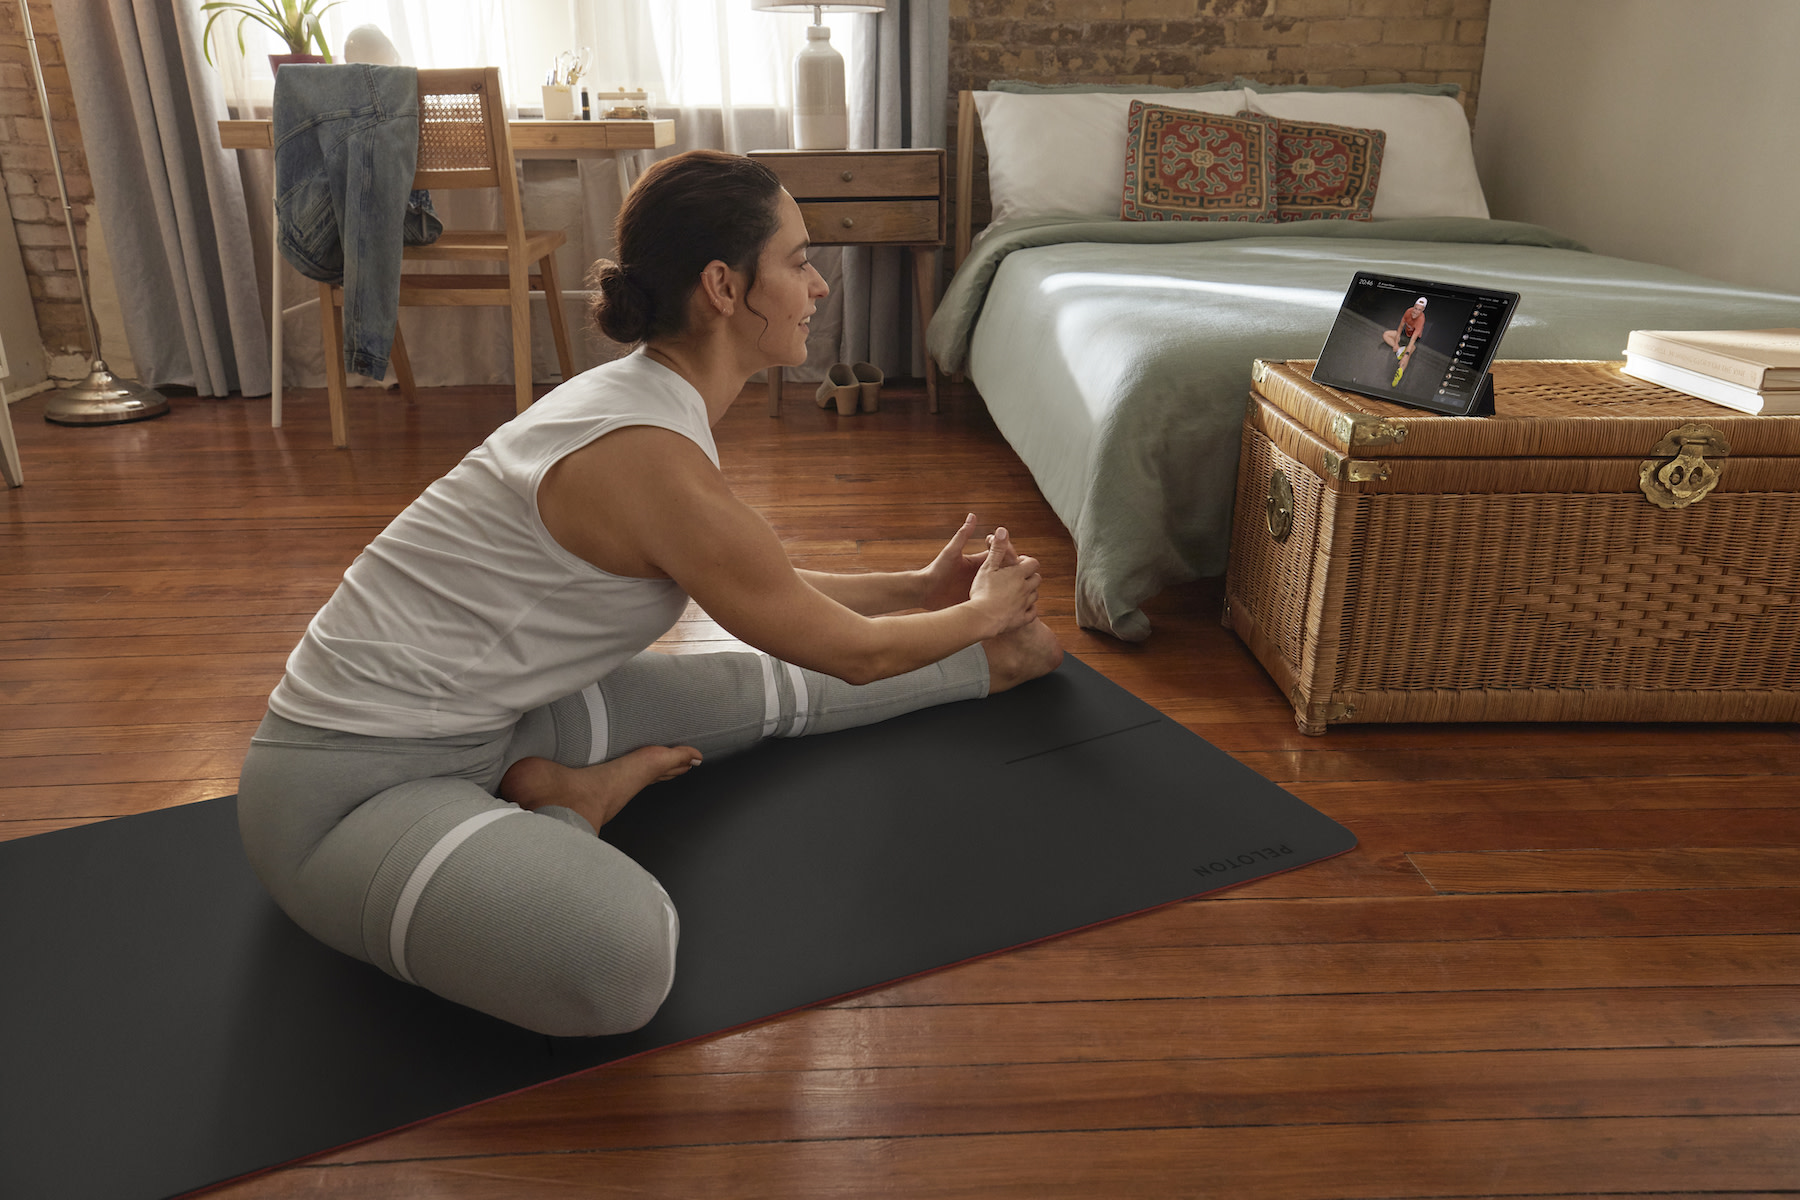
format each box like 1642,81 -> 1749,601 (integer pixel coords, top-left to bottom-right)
1474,0 -> 1800,295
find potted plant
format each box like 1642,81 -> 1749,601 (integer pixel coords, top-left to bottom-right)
201,0 -> 342,73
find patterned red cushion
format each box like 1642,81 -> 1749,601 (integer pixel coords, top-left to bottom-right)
1250,114 -> 1386,222
1120,101 -> 1277,223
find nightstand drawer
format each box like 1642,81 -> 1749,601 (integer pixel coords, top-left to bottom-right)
798,199 -> 941,245
758,152 -> 940,199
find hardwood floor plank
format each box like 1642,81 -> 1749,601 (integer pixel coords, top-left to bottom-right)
0,747 -> 250,789
1280,775 -> 1800,812
0,695 -> 269,731
0,778 -> 242,822
1053,889 -> 1800,949
1323,809 -> 1800,853
1194,845 -> 1439,898
204,1115 -> 1800,1199
310,1045 -> 1800,1162
0,816 -> 109,841
0,613 -> 312,642
0,653 -> 287,683
675,987 -> 1800,1073
0,674 -> 281,705
1235,744 -> 1800,783
1411,848 -> 1800,894
0,723 -> 259,757
837,935 -> 1800,1006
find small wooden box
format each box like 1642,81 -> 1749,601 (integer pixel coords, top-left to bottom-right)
1223,360 -> 1800,734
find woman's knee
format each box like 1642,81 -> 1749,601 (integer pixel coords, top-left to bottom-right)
398,816 -> 681,1037
529,892 -> 679,1037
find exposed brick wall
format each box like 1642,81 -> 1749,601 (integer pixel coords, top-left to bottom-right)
952,0 -> 1490,106
946,0 -> 1489,233
0,0 -> 92,364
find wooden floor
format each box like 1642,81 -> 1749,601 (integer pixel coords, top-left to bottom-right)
2,379 -> 1797,1198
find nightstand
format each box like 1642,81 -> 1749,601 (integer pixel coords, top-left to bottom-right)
748,148 -> 947,416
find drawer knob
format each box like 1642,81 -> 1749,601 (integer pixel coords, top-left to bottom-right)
840,216 -> 855,229
840,169 -> 854,182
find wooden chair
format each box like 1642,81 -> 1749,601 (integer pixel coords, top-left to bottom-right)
318,67 -> 575,448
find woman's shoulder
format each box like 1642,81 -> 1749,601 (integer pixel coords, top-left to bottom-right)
535,350 -> 697,416
482,351 -> 716,477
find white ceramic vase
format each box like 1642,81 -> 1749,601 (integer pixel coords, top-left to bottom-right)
792,24 -> 847,150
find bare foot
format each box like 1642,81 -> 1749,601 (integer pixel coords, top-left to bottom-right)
983,618 -> 1064,693
499,744 -> 700,832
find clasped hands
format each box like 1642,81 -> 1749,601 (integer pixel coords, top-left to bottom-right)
916,513 -> 1041,633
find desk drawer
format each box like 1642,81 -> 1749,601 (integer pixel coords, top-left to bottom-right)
799,200 -> 941,245
762,152 -> 940,199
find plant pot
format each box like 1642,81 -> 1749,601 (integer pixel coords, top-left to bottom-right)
268,54 -> 327,74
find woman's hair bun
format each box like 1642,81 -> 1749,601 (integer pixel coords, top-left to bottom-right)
586,150 -> 783,347
588,259 -> 652,346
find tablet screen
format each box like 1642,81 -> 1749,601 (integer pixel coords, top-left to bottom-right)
1311,272 -> 1520,415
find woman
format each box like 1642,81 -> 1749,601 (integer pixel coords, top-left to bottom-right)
237,150 -> 1060,1038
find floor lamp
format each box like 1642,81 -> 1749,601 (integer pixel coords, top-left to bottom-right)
17,0 -> 168,425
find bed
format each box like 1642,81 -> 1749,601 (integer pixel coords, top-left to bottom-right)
926,83 -> 1800,641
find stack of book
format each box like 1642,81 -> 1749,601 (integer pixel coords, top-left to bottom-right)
1622,328 -> 1800,414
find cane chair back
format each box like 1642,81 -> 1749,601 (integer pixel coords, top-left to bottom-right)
317,67 -> 573,447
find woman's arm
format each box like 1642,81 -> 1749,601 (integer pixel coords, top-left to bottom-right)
537,429 -> 1039,685
794,569 -> 926,616
795,514 -> 988,615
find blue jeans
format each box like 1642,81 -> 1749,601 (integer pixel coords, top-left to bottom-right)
273,64 -> 442,379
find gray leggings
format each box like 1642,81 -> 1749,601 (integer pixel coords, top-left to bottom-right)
237,646 -> 987,1037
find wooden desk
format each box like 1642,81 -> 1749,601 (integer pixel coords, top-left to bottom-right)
218,117 -> 675,155
219,118 -> 675,425
748,149 -> 947,416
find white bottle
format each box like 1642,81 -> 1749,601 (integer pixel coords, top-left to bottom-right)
792,24 -> 847,150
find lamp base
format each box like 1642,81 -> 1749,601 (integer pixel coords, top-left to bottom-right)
42,360 -> 171,426
792,23 -> 848,151
794,111 -> 848,150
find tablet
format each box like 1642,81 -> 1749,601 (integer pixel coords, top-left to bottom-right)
1311,272 -> 1520,416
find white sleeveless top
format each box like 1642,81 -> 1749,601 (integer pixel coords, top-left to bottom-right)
269,351 -> 717,738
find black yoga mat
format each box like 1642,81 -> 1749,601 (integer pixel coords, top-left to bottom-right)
0,656 -> 1353,1200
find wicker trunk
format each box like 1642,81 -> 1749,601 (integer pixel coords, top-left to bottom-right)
1223,360 -> 1800,734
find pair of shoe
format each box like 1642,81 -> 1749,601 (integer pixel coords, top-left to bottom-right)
815,362 -> 883,415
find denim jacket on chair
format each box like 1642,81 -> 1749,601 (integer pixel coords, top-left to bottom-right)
273,64 -> 442,379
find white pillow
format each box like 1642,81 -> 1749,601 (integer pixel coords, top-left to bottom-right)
974,89 -> 1249,225
1240,91 -> 1489,220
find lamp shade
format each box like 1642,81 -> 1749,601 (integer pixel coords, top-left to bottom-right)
751,2 -> 886,11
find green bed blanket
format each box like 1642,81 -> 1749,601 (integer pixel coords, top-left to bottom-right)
926,217 -> 1800,641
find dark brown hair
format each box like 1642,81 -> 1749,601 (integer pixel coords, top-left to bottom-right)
588,150 -> 785,345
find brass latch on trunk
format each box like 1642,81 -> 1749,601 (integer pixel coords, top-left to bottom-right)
1266,468 -> 1294,542
1639,423 -> 1729,509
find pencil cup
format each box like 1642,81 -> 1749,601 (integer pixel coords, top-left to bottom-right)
541,85 -> 575,121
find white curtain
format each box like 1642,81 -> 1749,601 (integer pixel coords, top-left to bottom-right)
841,0 -> 948,379
55,0 -> 269,397
209,0 -> 862,389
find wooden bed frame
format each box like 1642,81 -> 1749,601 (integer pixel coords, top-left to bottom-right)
954,90 -> 982,272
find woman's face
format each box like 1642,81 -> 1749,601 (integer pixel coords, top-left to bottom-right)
739,191 -> 829,368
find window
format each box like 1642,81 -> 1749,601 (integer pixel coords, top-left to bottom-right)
214,0 -> 858,111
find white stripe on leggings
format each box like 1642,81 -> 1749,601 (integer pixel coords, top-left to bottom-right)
758,654 -> 780,738
389,807 -> 524,985
581,681 -> 608,763
783,661 -> 809,737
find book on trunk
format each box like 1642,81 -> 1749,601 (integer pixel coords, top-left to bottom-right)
1624,327 -> 1800,390
1621,352 -> 1800,415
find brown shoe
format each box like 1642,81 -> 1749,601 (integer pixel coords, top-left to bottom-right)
852,361 -> 884,412
815,363 -> 857,412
